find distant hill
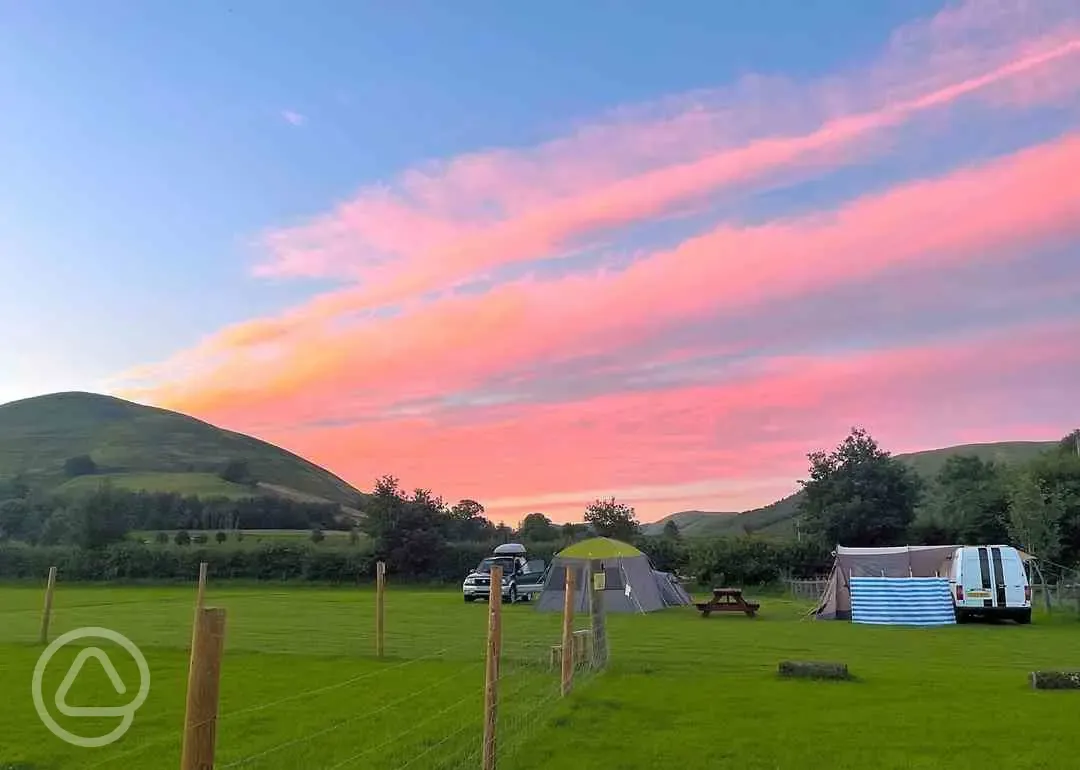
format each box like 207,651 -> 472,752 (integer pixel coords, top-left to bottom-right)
646,440 -> 1057,539
0,392 -> 364,509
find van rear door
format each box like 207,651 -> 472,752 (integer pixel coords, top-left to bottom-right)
993,547 -> 1027,607
961,547 -> 994,607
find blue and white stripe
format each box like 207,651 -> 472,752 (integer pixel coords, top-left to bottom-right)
850,576 -> 956,626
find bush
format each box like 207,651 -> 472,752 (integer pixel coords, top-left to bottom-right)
174,530 -> 191,546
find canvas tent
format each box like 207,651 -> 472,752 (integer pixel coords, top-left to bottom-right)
535,537 -> 692,614
815,545 -> 961,621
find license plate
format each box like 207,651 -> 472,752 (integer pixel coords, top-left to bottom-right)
967,590 -> 990,598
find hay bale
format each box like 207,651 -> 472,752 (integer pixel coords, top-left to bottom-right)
778,661 -> 851,680
1030,671 -> 1080,690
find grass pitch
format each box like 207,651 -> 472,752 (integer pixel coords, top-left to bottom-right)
0,584 -> 1077,769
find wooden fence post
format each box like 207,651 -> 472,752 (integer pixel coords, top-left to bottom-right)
181,607 -> 227,770
481,565 -> 502,770
39,566 -> 57,645
561,565 -> 575,696
376,561 -> 386,658
195,562 -> 208,612
590,562 -> 608,670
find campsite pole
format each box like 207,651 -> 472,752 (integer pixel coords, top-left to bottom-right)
590,562 -> 608,670
560,565 -> 575,697
481,565 -> 502,770
39,566 -> 57,645
375,561 -> 386,658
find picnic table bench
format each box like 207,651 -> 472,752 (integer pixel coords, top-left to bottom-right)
694,587 -> 760,617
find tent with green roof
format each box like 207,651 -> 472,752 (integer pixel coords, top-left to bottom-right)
535,537 -> 692,613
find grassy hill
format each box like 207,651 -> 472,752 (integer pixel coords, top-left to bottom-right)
0,391 -> 364,507
646,440 -> 1057,539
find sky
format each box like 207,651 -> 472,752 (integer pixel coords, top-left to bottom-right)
1,0 -> 1079,524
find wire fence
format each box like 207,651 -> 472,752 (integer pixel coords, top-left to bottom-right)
3,567 -> 605,770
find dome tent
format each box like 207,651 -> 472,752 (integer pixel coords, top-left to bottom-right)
535,537 -> 692,614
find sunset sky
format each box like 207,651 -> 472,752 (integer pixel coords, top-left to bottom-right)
2,0 -> 1078,523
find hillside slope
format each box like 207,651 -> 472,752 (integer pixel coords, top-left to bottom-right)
649,440 -> 1056,538
0,392 -> 363,506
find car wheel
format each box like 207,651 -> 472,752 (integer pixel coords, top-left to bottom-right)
464,595 -> 475,603
505,586 -> 518,604
1016,609 -> 1032,625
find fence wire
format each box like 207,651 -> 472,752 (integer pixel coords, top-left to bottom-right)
2,578 -> 605,770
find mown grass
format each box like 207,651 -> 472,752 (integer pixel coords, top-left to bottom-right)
0,584 -> 1077,769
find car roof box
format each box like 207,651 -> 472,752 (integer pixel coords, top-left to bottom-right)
493,543 -> 527,556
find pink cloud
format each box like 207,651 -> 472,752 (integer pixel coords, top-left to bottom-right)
125,132 -> 1080,425
238,319 -> 1080,522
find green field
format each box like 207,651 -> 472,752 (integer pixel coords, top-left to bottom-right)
0,584 -> 1076,769
58,472 -> 256,499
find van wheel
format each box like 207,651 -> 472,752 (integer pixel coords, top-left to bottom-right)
955,609 -> 969,624
1015,609 -> 1032,625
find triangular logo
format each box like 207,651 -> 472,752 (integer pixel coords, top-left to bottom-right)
54,647 -> 129,718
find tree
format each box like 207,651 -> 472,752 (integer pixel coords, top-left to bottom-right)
584,497 -> 640,541
1058,429 -> 1080,457
174,529 -> 191,546
360,475 -> 452,576
40,508 -> 78,545
0,499 -> 30,541
518,512 -> 558,541
64,455 -> 98,478
70,483 -> 132,548
1027,441 -> 1080,564
922,455 -> 1009,544
219,458 -> 253,484
1006,469 -> 1063,560
798,427 -> 922,547
310,526 -> 326,543
448,499 -> 496,541
662,519 -> 682,540
215,530 -> 228,544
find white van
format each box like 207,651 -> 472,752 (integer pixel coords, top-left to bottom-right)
949,545 -> 1031,624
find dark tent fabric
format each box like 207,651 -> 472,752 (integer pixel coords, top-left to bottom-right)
535,538 -> 692,613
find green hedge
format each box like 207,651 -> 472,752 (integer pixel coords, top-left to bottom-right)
0,537 -> 828,585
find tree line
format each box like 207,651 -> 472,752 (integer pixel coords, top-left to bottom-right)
0,482 -> 346,547
796,427 -> 1080,570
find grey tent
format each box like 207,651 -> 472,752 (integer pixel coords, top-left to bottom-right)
535,537 -> 692,613
815,545 -> 960,620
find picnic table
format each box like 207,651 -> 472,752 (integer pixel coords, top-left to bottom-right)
694,587 -> 760,617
